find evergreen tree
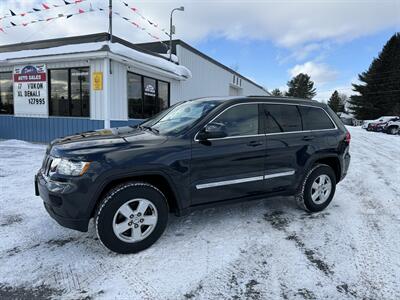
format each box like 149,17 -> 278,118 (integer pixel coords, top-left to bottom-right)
271,88 -> 283,96
328,90 -> 341,112
286,73 -> 316,99
350,33 -> 400,119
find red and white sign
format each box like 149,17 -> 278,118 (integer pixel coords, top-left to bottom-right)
13,65 -> 48,116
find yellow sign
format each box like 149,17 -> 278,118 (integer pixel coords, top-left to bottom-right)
93,72 -> 103,90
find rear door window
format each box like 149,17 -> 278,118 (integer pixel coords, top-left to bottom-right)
263,104 -> 302,133
299,106 -> 335,130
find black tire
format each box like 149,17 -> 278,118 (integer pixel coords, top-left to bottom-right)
95,182 -> 169,254
388,126 -> 399,135
296,164 -> 336,212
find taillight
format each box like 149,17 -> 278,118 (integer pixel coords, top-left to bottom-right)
345,131 -> 351,143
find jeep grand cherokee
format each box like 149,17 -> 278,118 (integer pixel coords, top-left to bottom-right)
35,96 -> 351,254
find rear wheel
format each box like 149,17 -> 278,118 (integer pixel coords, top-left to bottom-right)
296,164 -> 336,212
95,182 -> 168,254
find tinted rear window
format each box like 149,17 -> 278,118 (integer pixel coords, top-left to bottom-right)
264,104 -> 302,133
299,106 -> 335,130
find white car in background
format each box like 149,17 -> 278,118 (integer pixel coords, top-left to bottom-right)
384,119 -> 400,135
362,116 -> 399,129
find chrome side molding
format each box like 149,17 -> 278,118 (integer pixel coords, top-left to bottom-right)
196,170 -> 295,190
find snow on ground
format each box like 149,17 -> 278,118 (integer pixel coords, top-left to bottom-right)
0,127 -> 399,299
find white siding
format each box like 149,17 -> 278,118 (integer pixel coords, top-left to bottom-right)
109,60 -> 128,120
172,45 -> 268,105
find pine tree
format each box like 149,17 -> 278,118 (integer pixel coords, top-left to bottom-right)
328,90 -> 341,112
350,33 -> 400,120
271,88 -> 283,96
286,73 -> 316,99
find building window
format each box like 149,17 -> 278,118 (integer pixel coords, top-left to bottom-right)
127,72 -> 169,119
49,67 -> 90,117
0,72 -> 13,115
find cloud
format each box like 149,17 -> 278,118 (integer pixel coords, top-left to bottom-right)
1,0 -> 399,50
289,61 -> 338,85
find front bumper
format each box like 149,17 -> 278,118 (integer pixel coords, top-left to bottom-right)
35,172 -> 90,232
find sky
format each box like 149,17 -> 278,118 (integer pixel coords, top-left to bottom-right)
1,0 -> 399,101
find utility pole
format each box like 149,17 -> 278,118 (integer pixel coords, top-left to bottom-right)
169,6 -> 184,61
109,0 -> 113,43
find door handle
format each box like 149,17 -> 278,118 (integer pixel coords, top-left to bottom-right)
302,135 -> 315,141
247,141 -> 263,147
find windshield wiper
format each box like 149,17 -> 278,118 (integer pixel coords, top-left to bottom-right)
140,125 -> 159,134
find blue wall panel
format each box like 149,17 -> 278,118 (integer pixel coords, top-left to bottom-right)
110,119 -> 142,128
0,116 -> 104,143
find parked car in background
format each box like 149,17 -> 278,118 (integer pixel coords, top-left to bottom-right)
366,116 -> 399,131
35,96 -> 351,254
384,118 -> 400,135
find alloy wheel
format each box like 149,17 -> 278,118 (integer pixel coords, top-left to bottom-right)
112,198 -> 158,243
310,175 -> 332,204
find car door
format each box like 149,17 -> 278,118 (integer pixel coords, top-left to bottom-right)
190,103 -> 267,205
262,103 -> 307,192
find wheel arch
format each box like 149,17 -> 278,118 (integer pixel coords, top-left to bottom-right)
90,172 -> 183,218
309,155 -> 341,183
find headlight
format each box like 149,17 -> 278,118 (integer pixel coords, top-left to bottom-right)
50,158 -> 91,176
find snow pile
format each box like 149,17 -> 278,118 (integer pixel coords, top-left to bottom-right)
0,127 -> 399,299
0,41 -> 192,79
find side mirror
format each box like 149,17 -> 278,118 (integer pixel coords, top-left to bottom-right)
197,122 -> 227,140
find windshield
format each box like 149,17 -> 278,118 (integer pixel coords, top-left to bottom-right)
140,99 -> 222,135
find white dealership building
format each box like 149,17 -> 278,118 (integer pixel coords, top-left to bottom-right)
0,33 -> 269,142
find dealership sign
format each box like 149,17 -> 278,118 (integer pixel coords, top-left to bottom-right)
13,65 -> 48,116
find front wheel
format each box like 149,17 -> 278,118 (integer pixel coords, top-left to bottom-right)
296,164 -> 336,212
95,182 -> 169,254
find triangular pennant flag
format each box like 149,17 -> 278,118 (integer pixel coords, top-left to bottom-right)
10,21 -> 16,26
64,0 -> 71,4
123,17 -> 129,21
148,20 -> 153,25
99,8 -> 104,11
66,14 -> 73,18
131,7 -> 137,12
0,28 -> 4,33
42,3 -> 50,9
22,23 -> 28,27
123,2 -> 128,6
10,10 -> 16,16
20,13 -> 26,16
78,8 -> 85,13
131,22 -> 139,28
33,8 -> 41,12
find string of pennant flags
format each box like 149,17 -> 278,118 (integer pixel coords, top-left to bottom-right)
113,11 -> 165,42
0,0 -> 170,45
121,1 -> 170,38
0,6 -> 102,32
0,0 -> 87,21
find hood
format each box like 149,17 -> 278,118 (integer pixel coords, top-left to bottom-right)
49,126 -> 167,158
